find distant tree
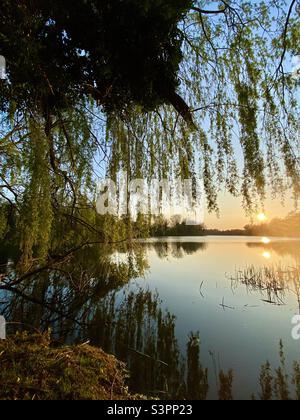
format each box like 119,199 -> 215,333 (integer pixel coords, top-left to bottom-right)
150,216 -> 205,237
245,212 -> 300,237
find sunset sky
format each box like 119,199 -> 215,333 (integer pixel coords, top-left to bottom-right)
205,192 -> 295,230
204,81 -> 299,230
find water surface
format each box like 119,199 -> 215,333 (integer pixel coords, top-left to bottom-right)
2,236 -> 300,399
125,236 -> 300,399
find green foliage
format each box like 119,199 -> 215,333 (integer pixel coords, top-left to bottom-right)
150,216 -> 205,237
19,119 -> 53,269
0,0 -> 192,114
0,1 -> 300,266
0,204 -> 8,239
0,331 -> 137,400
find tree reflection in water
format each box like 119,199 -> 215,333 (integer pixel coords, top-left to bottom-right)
0,242 -> 210,399
144,241 -> 207,260
81,289 -> 210,399
2,241 -> 300,399
0,244 -> 148,339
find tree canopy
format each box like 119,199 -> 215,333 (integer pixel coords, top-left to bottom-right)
0,1 -> 193,118
0,1 -> 300,269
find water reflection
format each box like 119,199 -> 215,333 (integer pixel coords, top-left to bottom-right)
0,244 -> 149,339
230,265 -> 294,307
262,251 -> 272,260
82,289 -> 211,399
0,243 -> 209,398
142,241 -> 207,259
2,237 -> 300,399
247,239 -> 300,260
0,276 -> 211,398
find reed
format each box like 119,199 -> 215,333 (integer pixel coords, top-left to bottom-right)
230,263 -> 300,306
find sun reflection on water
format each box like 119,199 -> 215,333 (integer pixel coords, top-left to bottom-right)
262,251 -> 272,260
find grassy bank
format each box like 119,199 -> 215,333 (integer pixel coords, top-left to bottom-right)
0,332 -> 142,400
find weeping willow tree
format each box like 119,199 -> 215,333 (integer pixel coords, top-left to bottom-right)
0,0 -> 300,270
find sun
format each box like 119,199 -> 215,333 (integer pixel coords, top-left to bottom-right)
257,213 -> 268,222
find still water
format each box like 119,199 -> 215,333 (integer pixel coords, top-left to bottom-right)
2,236 -> 300,399
127,237 -> 300,399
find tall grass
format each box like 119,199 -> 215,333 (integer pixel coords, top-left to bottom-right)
230,263 -> 300,307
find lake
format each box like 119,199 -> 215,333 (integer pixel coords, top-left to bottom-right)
2,236 -> 300,399
128,237 -> 300,399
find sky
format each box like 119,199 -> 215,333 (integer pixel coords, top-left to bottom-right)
204,55 -> 300,230
205,192 -> 296,230
199,4 -> 300,230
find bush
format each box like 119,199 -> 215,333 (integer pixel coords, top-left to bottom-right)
0,331 -> 140,400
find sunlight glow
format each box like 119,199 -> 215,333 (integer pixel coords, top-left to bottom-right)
261,237 -> 271,244
262,251 -> 272,260
257,213 -> 268,222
